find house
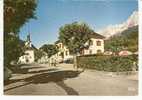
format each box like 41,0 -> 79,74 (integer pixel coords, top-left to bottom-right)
18,34 -> 35,64
56,42 -> 73,62
53,32 -> 105,63
80,32 -> 105,55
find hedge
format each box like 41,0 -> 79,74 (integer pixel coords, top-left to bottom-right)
77,55 -> 138,72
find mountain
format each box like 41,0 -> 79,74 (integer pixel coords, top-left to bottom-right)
105,25 -> 138,52
98,11 -> 138,38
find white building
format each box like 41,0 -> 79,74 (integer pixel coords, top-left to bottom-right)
19,50 -> 34,64
54,32 -> 105,63
18,34 -> 35,64
81,32 -> 105,55
56,42 -> 73,62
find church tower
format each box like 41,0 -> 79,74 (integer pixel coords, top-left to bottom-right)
18,32 -> 35,64
25,33 -> 32,48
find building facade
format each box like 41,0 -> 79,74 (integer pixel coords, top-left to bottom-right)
56,42 -> 73,62
81,32 -> 105,55
19,50 -> 35,64
18,34 -> 35,64
53,32 -> 105,63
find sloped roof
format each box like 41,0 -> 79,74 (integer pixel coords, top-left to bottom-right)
24,44 -> 37,51
89,32 -> 105,39
55,40 -> 61,44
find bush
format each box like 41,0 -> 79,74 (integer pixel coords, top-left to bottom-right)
4,67 -> 12,81
77,55 -> 138,72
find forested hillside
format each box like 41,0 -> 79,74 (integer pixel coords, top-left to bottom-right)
105,25 -> 138,52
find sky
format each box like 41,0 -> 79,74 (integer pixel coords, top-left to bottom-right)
19,0 -> 138,48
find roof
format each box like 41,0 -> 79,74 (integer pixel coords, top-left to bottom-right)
24,44 -> 37,51
55,40 -> 61,44
89,32 -> 105,39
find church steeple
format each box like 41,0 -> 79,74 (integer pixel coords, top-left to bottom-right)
27,33 -> 31,42
25,33 -> 32,48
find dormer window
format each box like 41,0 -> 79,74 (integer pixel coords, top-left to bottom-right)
96,41 -> 101,46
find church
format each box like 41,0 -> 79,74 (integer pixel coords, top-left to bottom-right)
18,34 -> 35,64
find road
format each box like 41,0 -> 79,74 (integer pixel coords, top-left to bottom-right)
4,63 -> 138,96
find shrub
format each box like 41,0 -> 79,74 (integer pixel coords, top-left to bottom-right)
77,55 -> 138,72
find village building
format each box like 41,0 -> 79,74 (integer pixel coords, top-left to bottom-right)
80,32 -> 105,55
55,42 -> 73,62
18,34 -> 35,64
53,32 -> 105,63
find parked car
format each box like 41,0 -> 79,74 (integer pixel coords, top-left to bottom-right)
56,57 -> 63,63
118,50 -> 133,56
63,58 -> 74,64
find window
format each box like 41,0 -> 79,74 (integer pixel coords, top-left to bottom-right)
97,50 -> 102,54
59,44 -> 62,48
96,41 -> 101,46
89,50 -> 92,54
26,59 -> 29,63
89,40 -> 93,46
80,49 -> 84,55
65,51 -> 68,56
25,53 -> 29,55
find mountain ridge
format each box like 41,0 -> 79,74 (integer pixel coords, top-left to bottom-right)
98,10 -> 138,38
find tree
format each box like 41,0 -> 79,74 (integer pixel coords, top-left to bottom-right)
40,44 -> 58,58
4,0 -> 37,80
58,22 -> 93,68
105,25 -> 138,53
105,36 -> 124,53
4,0 -> 37,65
4,0 -> 37,35
4,35 -> 25,67
34,49 -> 46,62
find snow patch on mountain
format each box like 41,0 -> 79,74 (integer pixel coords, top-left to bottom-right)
97,11 -> 138,38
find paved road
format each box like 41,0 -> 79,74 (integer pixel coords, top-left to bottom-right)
4,63 -> 138,96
